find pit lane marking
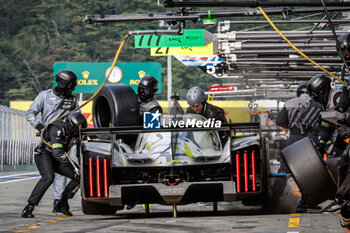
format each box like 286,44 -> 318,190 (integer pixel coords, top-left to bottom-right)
288,213 -> 300,228
14,226 -> 40,232
48,215 -> 70,223
0,172 -> 40,184
14,215 -> 71,232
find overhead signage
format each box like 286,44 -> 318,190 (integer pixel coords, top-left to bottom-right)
54,62 -> 162,94
150,42 -> 213,56
134,29 -> 205,48
209,85 -> 236,92
174,55 -> 226,67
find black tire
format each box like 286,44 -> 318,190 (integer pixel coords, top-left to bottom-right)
93,84 -> 140,127
281,137 -> 337,206
92,84 -> 140,142
81,198 -> 117,215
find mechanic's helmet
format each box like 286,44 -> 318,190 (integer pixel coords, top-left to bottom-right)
138,75 -> 159,102
186,86 -> 206,106
296,82 -> 308,97
337,33 -> 350,61
55,70 -> 78,96
307,74 -> 331,106
67,112 -> 87,132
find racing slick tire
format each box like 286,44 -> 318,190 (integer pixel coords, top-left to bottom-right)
81,198 -> 118,215
281,137 -> 337,206
92,84 -> 140,143
93,84 -> 140,127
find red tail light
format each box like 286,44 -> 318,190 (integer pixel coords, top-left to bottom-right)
235,153 -> 241,193
251,151 -> 256,191
233,146 -> 260,193
244,152 -> 248,192
104,158 -> 108,197
87,156 -> 110,198
96,158 -> 101,197
89,158 -> 93,197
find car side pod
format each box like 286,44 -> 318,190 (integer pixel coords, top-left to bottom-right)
281,137 -> 337,206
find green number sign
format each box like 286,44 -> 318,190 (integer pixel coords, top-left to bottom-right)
134,29 -> 205,48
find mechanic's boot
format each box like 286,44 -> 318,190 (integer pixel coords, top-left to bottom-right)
339,206 -> 350,228
295,200 -> 307,213
22,204 -> 35,218
323,200 -> 342,213
52,199 -> 59,213
54,199 -> 72,216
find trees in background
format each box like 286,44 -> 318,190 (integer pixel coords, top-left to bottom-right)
0,0 -> 215,105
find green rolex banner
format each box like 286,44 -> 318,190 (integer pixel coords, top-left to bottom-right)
54,62 -> 162,94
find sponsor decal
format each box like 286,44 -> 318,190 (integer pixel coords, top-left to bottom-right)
78,70 -> 98,86
159,188 -> 185,194
129,70 -> 146,85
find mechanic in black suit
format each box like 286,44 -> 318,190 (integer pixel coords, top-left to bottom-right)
276,80 -> 324,213
138,75 -> 163,117
21,112 -> 87,218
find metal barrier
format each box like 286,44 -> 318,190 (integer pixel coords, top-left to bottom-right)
0,139 -> 39,170
0,105 -> 39,170
0,105 -> 37,141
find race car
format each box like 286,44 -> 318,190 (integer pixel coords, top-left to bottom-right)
79,84 -> 270,215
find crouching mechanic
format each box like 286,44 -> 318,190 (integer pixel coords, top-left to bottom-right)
186,86 -> 228,144
22,112 -> 87,218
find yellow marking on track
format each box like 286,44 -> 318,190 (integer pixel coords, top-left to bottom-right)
15,215 -> 70,232
288,216 -> 300,228
290,213 -> 300,216
14,226 -> 40,232
48,215 -> 70,223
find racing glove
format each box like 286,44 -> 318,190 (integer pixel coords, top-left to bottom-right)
35,124 -> 44,132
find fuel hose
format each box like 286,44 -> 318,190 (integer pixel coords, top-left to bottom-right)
40,34 -> 130,174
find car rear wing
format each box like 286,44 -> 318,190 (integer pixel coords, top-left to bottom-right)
80,122 -> 261,137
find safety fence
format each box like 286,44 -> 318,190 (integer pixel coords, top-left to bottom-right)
0,105 -> 37,141
0,139 -> 39,169
0,105 -> 39,169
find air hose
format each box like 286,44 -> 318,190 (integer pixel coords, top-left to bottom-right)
258,6 -> 344,84
40,33 -> 130,174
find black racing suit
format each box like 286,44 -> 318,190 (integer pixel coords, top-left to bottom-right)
27,120 -> 80,206
186,102 -> 228,145
138,97 -> 163,126
276,94 -> 323,174
276,93 -> 323,146
139,97 -> 162,116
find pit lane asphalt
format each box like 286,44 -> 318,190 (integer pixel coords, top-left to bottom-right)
0,171 -> 345,233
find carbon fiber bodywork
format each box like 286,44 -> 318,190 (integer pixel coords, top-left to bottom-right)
80,119 -> 268,207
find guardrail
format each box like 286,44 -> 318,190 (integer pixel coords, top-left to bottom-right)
0,139 -> 39,170
0,105 -> 39,170
0,105 -> 37,141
